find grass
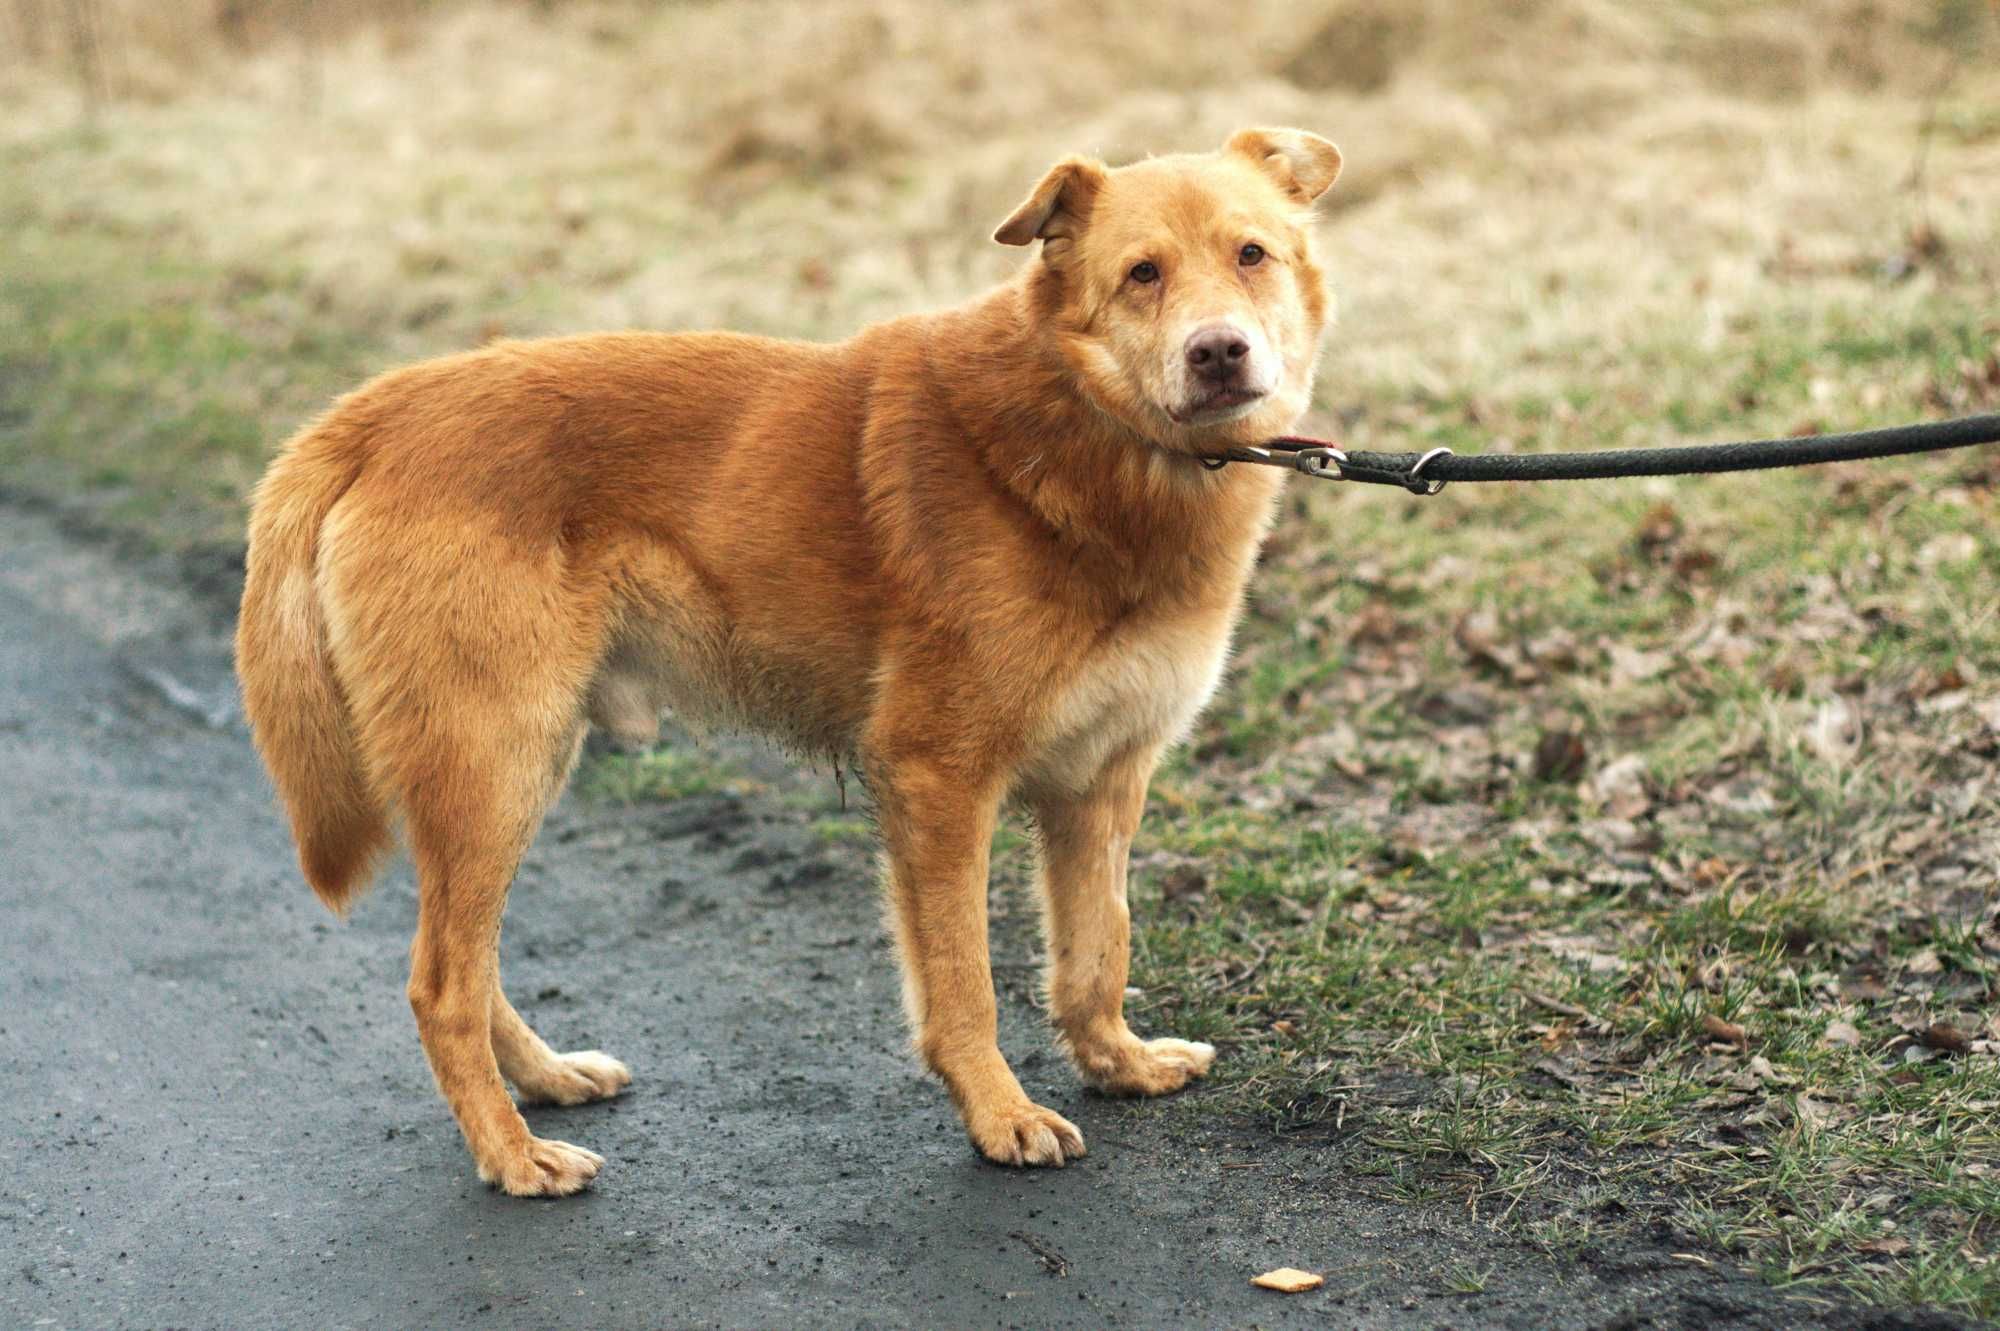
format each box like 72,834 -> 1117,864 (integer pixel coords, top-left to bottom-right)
574,748 -> 755,804
1105,300 -> 2000,1315
0,208 -> 365,551
4,0 -> 1998,1317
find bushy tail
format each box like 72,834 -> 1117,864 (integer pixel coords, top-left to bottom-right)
235,433 -> 389,914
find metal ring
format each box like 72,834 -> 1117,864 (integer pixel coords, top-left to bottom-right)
1406,446 -> 1453,495
1295,447 -> 1347,480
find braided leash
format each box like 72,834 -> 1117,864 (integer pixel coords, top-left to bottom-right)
1204,413 -> 2000,495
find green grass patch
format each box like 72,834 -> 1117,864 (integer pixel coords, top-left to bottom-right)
576,747 -> 755,804
1083,295 -> 2000,1318
0,198 -> 384,553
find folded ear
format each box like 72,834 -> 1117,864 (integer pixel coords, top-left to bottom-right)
993,155 -> 1108,247
1224,127 -> 1343,204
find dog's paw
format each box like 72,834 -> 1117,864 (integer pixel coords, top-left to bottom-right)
1074,1035 -> 1216,1098
481,1137 -> 606,1197
514,1050 -> 632,1107
967,1100 -> 1087,1168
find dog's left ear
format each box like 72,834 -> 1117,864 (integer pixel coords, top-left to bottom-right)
994,155 -> 1107,249
1225,127 -> 1343,204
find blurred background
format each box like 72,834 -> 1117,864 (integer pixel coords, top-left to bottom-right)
4,0 -> 1995,550
5,3 -> 2000,1312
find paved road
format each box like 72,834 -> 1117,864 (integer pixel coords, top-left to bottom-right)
0,502 -> 1979,1331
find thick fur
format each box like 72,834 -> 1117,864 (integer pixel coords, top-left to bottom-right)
236,127 -> 1341,1194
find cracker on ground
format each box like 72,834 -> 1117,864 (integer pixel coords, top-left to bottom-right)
1250,1267 -> 1324,1293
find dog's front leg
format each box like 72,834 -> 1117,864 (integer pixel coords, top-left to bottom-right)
1032,746 -> 1216,1096
875,756 -> 1086,1167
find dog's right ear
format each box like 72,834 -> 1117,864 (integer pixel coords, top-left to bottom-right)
993,155 -> 1107,250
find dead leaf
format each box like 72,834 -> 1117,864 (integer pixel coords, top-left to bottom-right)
1821,1020 -> 1862,1049
1672,548 -> 1719,582
1607,644 -> 1671,686
1919,662 -> 1973,697
1921,1023 -> 1971,1055
1858,1236 -> 1911,1257
1251,1268 -> 1324,1293
1527,990 -> 1597,1020
1917,532 -> 1978,568
1691,857 -> 1735,888
1583,754 -> 1650,820
1416,685 -> 1501,724
1577,818 -> 1644,854
1751,1055 -> 1798,1087
1635,502 -> 1683,553
1159,865 -> 1209,904
1532,1056 -> 1588,1087
1542,936 -> 1629,976
1905,948 -> 1944,977
1454,610 -> 1538,684
1705,777 -> 1776,817
1288,726 -> 1367,781
1346,601 -> 1404,645
1533,727 -> 1588,782
1525,629 -> 1583,671
1842,973 -> 1888,1003
1703,1013 -> 1748,1047
1805,697 -> 1863,765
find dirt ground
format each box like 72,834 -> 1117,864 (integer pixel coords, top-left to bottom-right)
0,508 -> 1984,1331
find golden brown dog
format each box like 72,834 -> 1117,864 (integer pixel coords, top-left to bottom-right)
236,127 -> 1342,1195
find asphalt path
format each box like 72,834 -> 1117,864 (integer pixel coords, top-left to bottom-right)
0,501 -> 1980,1330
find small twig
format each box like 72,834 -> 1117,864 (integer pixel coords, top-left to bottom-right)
1009,1230 -> 1070,1278
1525,990 -> 1599,1022
61,0 -> 105,120
1220,938 -> 1273,993
299,0 -> 323,117
1902,54 -> 1959,236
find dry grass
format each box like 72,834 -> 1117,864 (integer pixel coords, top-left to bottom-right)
7,1 -> 1996,364
5,0 -> 2000,1314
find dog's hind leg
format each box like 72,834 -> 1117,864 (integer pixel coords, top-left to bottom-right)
398,731 -> 610,1197
485,723 -> 632,1107
328,514 -> 624,1195
491,982 -> 632,1106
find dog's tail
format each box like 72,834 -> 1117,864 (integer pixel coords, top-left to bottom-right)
235,423 -> 389,915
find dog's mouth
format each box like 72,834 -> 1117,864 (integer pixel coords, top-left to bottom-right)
1169,386 -> 1266,426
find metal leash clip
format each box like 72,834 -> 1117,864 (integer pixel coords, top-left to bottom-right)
1289,445 -> 1347,479
1199,439 -> 1348,478
1404,446 -> 1452,495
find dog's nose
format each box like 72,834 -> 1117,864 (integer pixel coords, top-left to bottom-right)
1184,324 -> 1251,381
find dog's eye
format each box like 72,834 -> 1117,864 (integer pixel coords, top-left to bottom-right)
1238,243 -> 1265,267
1128,261 -> 1159,285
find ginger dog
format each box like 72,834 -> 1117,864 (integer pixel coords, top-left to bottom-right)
236,127 -> 1342,1195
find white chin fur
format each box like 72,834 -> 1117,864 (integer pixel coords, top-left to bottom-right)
1175,395 -> 1266,426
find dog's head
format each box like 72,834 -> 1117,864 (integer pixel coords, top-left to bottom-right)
996,128 -> 1340,455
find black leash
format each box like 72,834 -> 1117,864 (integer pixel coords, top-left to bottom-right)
1206,413 -> 2000,495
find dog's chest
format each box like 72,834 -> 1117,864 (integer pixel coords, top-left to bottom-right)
1024,607 -> 1234,794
